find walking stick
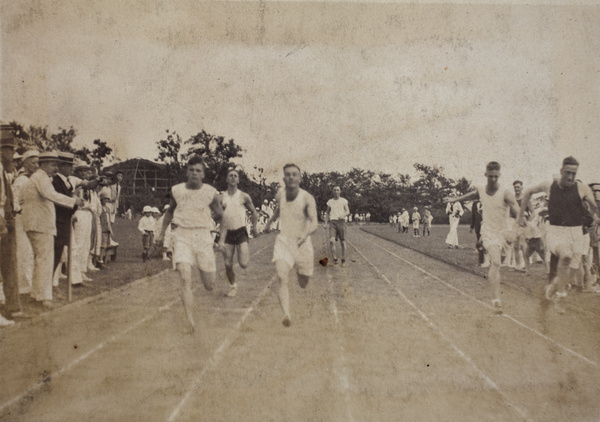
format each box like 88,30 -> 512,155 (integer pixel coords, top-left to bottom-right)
67,215 -> 75,303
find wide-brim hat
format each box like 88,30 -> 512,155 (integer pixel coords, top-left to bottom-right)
142,206 -> 152,213
39,151 -> 60,163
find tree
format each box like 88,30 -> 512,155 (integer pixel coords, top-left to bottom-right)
155,130 -> 185,183
412,163 -> 456,207
155,129 -> 246,191
9,122 -> 115,170
184,130 -> 244,190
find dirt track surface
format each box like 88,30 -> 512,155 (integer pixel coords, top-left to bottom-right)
1,225 -> 599,421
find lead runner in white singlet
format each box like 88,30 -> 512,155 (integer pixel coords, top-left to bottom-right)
266,163 -> 318,327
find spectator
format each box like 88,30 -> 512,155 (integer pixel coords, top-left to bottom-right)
98,191 -> 113,266
412,207 -> 421,237
22,151 -> 83,308
469,200 -> 488,267
12,150 -> 39,295
445,194 -> 464,248
138,205 -> 155,262
73,160 -> 98,283
0,125 -> 28,321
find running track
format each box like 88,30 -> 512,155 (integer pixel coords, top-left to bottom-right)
1,226 -> 598,421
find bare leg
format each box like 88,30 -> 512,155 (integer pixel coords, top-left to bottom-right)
275,260 -> 292,326
329,238 -> 337,263
176,262 -> 195,332
487,245 -> 503,314
223,244 -> 236,286
199,269 -> 215,292
237,242 -> 250,269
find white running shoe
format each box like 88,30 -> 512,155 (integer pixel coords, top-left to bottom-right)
491,299 -> 503,315
227,284 -> 238,298
0,315 -> 15,327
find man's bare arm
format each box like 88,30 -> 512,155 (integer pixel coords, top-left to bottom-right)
243,193 -> 259,237
444,190 -> 478,204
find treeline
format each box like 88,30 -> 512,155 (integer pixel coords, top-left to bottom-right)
8,122 -> 114,171
5,122 -> 474,223
156,129 -> 473,223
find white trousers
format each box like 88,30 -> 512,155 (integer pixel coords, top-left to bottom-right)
74,210 -> 93,272
445,215 -> 461,247
28,231 -> 54,301
15,215 -> 33,294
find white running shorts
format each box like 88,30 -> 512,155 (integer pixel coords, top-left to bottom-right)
172,227 -> 216,272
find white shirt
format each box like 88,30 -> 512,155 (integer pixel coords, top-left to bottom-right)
327,197 -> 349,221
138,215 -> 156,233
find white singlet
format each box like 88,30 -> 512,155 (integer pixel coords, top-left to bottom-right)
279,189 -> 311,241
222,189 -> 246,230
478,185 -> 512,248
171,183 -> 217,229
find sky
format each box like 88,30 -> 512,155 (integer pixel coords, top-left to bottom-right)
1,0 -> 599,187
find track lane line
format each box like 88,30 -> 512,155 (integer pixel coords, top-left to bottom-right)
348,238 -> 533,422
166,275 -> 277,422
325,264 -> 355,422
362,227 -> 600,319
358,233 -> 600,369
0,243 -> 273,416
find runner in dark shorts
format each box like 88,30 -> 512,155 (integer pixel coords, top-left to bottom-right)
225,226 -> 250,245
218,168 -> 259,298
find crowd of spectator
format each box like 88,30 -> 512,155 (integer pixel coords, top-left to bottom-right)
0,123 -> 123,326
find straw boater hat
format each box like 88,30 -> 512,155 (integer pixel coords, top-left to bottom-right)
0,123 -> 15,148
39,151 -> 60,163
22,150 -> 39,161
57,152 -> 75,165
73,159 -> 91,171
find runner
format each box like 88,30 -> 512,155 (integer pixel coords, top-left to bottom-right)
157,155 -> 223,333
509,180 -> 527,272
445,162 -> 520,314
218,168 -> 259,298
518,156 -> 600,313
325,186 -> 350,267
265,163 -> 318,327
